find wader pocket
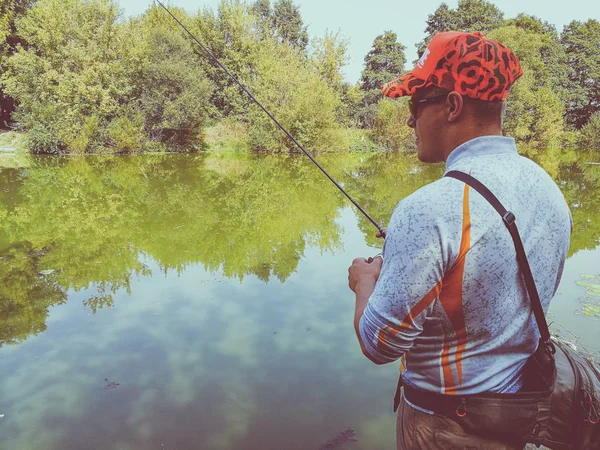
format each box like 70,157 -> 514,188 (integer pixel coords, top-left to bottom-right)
456,341 -> 600,450
400,340 -> 600,449
454,392 -> 550,444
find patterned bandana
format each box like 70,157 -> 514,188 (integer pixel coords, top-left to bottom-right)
382,31 -> 524,101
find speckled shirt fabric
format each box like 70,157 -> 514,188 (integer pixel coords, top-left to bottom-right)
360,136 -> 572,396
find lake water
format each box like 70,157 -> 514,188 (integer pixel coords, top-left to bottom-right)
0,149 -> 598,450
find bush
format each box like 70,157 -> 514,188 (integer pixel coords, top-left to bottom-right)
372,98 -> 414,151
204,118 -> 251,152
4,0 -> 129,153
247,41 -> 343,152
130,7 -> 213,150
24,123 -> 63,154
107,107 -> 146,153
319,127 -> 381,152
65,115 -> 101,154
578,112 -> 600,149
16,103 -> 64,154
560,130 -> 579,149
4,0 -> 212,154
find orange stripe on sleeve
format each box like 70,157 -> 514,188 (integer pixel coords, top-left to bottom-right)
376,280 -> 442,344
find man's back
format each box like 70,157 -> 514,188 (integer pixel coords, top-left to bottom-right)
359,136 -> 571,395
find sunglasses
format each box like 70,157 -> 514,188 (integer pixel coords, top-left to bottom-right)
408,93 -> 449,117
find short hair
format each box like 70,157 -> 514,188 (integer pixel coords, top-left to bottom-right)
419,86 -> 506,125
464,97 -> 507,125
414,85 -> 507,125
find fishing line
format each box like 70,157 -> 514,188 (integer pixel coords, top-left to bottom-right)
155,0 -> 385,236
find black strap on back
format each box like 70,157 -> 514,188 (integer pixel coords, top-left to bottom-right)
444,170 -> 552,344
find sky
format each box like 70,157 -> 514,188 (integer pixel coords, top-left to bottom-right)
119,0 -> 600,84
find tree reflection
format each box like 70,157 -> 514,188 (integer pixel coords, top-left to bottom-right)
0,149 -> 598,347
0,153 -> 349,347
347,149 -> 600,255
558,158 -> 600,256
0,243 -> 67,347
339,152 -> 444,246
523,148 -> 600,256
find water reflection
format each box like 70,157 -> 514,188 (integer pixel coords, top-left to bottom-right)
1,150 -> 599,346
520,148 -> 600,255
0,243 -> 67,346
0,154 -> 346,347
0,149 -> 598,449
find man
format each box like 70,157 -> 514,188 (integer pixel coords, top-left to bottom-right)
347,31 -> 572,449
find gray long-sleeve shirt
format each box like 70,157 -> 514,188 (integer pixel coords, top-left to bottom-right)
360,136 -> 571,396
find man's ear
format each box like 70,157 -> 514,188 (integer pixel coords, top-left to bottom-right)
447,92 -> 463,123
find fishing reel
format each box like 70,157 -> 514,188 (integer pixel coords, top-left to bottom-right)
366,254 -> 383,264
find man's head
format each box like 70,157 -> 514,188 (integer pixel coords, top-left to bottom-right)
382,31 -> 522,163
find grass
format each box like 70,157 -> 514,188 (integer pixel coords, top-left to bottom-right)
203,120 -> 394,154
0,131 -> 30,168
0,130 -> 25,151
204,119 -> 251,153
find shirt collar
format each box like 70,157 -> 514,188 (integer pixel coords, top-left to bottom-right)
445,136 -> 517,173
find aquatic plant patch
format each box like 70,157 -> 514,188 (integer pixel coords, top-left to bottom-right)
576,275 -> 600,297
582,302 -> 600,318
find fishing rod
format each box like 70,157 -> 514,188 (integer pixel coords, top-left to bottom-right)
155,0 -> 386,237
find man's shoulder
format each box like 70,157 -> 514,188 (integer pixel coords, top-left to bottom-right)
403,175 -> 467,206
407,176 -> 464,199
450,151 -> 560,194
392,177 -> 465,224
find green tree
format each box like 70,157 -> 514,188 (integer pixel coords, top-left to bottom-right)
127,6 -> 213,149
271,0 -> 308,51
372,98 -> 414,151
4,0 -> 131,153
194,0 -> 262,117
561,19 -> 600,129
192,0 -> 344,151
358,31 -> 406,128
246,40 -> 343,151
506,14 -> 572,109
488,26 -> 564,147
310,30 -> 349,91
4,0 -> 213,153
0,0 -> 36,127
251,0 -> 271,39
249,0 -> 308,50
578,112 -> 600,149
0,0 -> 35,46
416,0 -> 505,56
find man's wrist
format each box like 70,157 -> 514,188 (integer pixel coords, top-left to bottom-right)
354,277 -> 377,295
354,278 -> 376,323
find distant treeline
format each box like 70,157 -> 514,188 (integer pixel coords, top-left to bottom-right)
0,0 -> 599,154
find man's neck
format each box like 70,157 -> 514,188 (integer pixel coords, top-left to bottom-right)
442,127 -> 503,162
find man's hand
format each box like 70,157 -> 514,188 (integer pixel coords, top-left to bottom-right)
348,255 -> 383,293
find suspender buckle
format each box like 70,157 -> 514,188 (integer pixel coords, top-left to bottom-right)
503,211 -> 516,226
